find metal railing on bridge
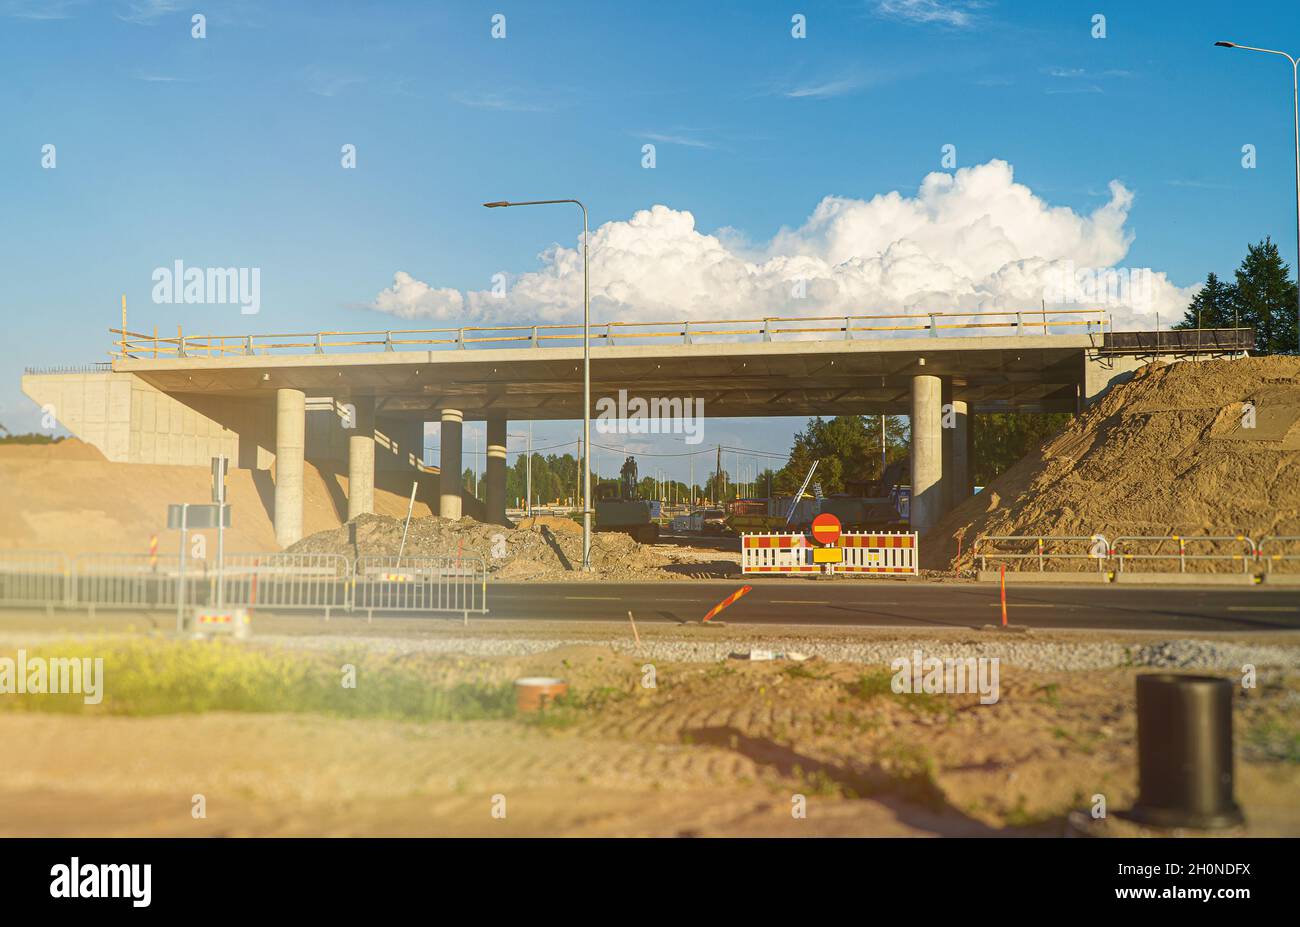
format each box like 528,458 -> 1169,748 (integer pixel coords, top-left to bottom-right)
107,308 -> 1108,359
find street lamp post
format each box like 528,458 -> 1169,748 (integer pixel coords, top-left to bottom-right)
484,199 -> 592,569
1217,40 -> 1300,349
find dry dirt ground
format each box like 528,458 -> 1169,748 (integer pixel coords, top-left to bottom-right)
926,355 -> 1300,571
0,440 -> 437,555
1,613 -> 1297,837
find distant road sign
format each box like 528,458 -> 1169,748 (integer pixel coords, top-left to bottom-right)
211,456 -> 228,504
167,503 -> 231,530
810,513 -> 841,545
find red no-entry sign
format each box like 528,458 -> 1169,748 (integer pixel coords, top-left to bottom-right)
810,513 -> 842,545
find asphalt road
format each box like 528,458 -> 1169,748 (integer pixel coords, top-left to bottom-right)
484,581 -> 1300,632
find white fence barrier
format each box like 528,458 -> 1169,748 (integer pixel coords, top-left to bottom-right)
741,532 -> 918,576
741,533 -> 817,574
838,532 -> 919,574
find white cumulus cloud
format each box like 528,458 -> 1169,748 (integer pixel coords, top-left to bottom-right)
370,160 -> 1193,332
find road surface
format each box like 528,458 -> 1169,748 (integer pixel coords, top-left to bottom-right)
484,581 -> 1300,632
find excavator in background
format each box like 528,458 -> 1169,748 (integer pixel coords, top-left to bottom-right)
724,458 -> 911,535
594,456 -> 661,543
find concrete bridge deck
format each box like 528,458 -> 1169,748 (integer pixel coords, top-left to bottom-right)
21,316 -> 1253,548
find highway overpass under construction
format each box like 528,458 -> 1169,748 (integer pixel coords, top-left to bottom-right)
22,310 -> 1252,547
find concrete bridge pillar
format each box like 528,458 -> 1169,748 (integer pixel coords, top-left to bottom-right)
910,374 -> 943,534
274,388 -> 306,547
346,396 -> 376,521
439,408 -> 463,519
485,416 -> 508,525
948,397 -> 970,509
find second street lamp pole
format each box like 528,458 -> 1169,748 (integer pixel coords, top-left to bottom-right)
1217,40 -> 1300,350
484,198 -> 593,570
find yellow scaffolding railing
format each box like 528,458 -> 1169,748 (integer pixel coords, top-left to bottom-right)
109,308 -> 1108,360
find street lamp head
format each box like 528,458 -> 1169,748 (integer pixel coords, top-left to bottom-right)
1214,41 -> 1236,48
482,201 -> 510,208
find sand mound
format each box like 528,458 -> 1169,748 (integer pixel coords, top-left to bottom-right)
287,512 -> 672,580
0,438 -> 106,461
925,355 -> 1300,570
0,455 -> 435,555
513,515 -> 583,536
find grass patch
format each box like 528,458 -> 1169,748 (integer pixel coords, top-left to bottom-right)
846,670 -> 951,716
1246,718 -> 1300,763
783,663 -> 825,680
519,684 -> 632,730
0,640 -> 515,722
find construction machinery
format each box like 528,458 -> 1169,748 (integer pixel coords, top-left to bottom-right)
724,458 -> 911,535
595,456 -> 661,543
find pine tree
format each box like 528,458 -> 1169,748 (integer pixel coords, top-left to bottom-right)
1174,271 -> 1236,330
1229,237 -> 1298,354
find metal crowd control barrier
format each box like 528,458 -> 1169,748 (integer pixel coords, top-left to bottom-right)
353,556 -> 488,622
0,551 -> 70,611
1111,536 -> 1256,574
71,552 -> 189,613
220,553 -> 352,617
1257,537 -> 1300,574
975,536 -> 1110,572
0,551 -> 489,619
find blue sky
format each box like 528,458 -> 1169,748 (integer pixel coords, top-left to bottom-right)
3,0 -> 1299,484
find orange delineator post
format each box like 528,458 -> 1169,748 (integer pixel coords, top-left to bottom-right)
999,564 -> 1008,627
702,585 -> 752,622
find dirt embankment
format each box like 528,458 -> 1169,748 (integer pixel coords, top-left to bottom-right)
288,512 -> 677,581
925,355 -> 1300,570
0,440 -> 436,555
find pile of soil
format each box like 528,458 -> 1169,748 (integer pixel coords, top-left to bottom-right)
925,355 -> 1300,570
0,451 -> 434,555
0,438 -> 106,461
287,512 -> 673,581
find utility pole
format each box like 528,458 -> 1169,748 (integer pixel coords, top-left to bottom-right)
714,445 -> 721,505
881,413 -> 887,478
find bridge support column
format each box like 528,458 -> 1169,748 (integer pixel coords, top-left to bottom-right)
346,396 -> 375,521
910,374 -> 943,534
439,408 -> 463,519
948,397 -> 970,508
485,416 -> 508,525
274,388 -> 306,547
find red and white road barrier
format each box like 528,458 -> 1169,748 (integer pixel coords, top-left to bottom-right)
838,532 -> 918,575
741,531 -> 918,575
